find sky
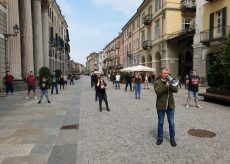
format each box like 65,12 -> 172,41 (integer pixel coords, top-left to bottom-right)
56,0 -> 143,66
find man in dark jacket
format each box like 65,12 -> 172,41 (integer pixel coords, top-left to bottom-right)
51,71 -> 58,94
154,67 -> 178,147
4,71 -> 14,95
125,72 -> 132,92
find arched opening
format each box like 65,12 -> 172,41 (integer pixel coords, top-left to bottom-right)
147,54 -> 152,67
155,52 -> 161,76
184,51 -> 193,75
141,56 -> 145,66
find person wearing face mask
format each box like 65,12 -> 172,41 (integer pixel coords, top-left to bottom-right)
154,67 -> 178,147
97,76 -> 110,112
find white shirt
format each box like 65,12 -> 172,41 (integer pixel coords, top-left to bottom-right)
115,75 -> 120,81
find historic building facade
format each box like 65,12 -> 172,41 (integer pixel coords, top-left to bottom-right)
193,0 -> 229,84
0,0 -> 70,92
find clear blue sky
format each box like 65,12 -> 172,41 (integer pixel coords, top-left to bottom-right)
56,0 -> 143,66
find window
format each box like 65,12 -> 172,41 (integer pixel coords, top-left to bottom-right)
133,22 -> 135,31
155,0 -> 161,12
217,11 -> 223,33
137,39 -> 139,48
142,12 -> 145,24
141,31 -> 145,42
182,18 -> 193,31
148,5 -> 152,15
137,17 -> 140,28
155,19 -> 161,38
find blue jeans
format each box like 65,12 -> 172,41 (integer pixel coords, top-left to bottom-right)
40,89 -> 50,101
135,83 -> 141,98
157,109 -> 175,140
115,81 -> 120,89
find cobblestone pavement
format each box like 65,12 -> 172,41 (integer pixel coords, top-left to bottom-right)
77,76 -> 230,164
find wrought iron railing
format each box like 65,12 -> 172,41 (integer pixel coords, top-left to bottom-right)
142,40 -> 152,50
200,26 -> 230,43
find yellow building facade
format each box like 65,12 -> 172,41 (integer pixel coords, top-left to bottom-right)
122,0 -> 196,78
194,0 -> 229,84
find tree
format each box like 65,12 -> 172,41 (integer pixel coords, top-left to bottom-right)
55,69 -> 62,78
38,67 -> 51,85
222,31 -> 230,88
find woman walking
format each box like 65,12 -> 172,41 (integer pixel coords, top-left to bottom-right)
97,76 -> 110,112
134,73 -> 142,99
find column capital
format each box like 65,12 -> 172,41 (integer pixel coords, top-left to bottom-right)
41,0 -> 50,10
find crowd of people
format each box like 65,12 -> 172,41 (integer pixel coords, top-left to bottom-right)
3,71 -> 77,104
90,68 -> 202,147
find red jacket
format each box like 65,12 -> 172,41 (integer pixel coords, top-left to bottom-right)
26,75 -> 36,86
4,75 -> 14,84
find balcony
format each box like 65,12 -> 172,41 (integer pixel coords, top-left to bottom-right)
143,14 -> 153,25
142,40 -> 152,50
181,0 -> 196,12
128,32 -> 132,37
200,26 -> 230,44
167,27 -> 195,44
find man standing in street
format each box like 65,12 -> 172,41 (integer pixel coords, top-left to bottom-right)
186,70 -> 202,109
115,72 -> 120,89
125,72 -> 132,92
154,67 -> 178,147
4,71 -> 14,95
51,71 -> 58,94
26,71 -> 37,99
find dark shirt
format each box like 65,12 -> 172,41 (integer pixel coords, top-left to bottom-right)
125,74 -> 132,83
188,75 -> 200,92
97,81 -> 107,94
51,75 -> 58,84
40,79 -> 49,90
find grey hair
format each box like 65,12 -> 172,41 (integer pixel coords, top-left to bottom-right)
160,67 -> 168,73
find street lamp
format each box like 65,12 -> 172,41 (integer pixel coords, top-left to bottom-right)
4,24 -> 20,70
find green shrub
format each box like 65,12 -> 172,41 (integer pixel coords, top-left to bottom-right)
38,67 -> 51,85
207,65 -> 224,87
55,69 -> 62,78
222,31 -> 230,86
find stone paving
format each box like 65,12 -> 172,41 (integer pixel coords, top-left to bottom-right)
77,76 -> 230,164
0,80 -> 80,164
0,76 -> 230,164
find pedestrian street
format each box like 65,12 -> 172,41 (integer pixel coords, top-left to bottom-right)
77,76 -> 230,164
0,76 -> 229,164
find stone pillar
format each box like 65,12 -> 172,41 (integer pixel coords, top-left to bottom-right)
32,0 -> 43,76
7,0 -> 22,79
41,0 -> 49,67
19,0 -> 34,78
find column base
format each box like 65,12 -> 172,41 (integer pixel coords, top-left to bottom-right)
13,79 -> 27,91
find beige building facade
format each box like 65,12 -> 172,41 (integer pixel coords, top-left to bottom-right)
0,0 -> 70,92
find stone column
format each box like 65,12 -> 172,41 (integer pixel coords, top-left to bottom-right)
32,0 -> 43,76
19,0 -> 34,78
7,0 -> 22,79
41,0 -> 49,67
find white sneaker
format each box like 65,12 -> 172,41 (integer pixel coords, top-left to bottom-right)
34,96 -> 37,99
26,96 -> 29,100
186,104 -> 189,109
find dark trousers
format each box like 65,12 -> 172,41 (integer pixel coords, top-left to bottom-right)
91,79 -> 94,88
60,84 -> 64,90
98,92 -> 109,109
6,83 -> 14,93
125,82 -> 132,91
70,79 -> 74,85
51,83 -> 58,94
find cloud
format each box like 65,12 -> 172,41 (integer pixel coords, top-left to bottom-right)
91,0 -> 143,16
